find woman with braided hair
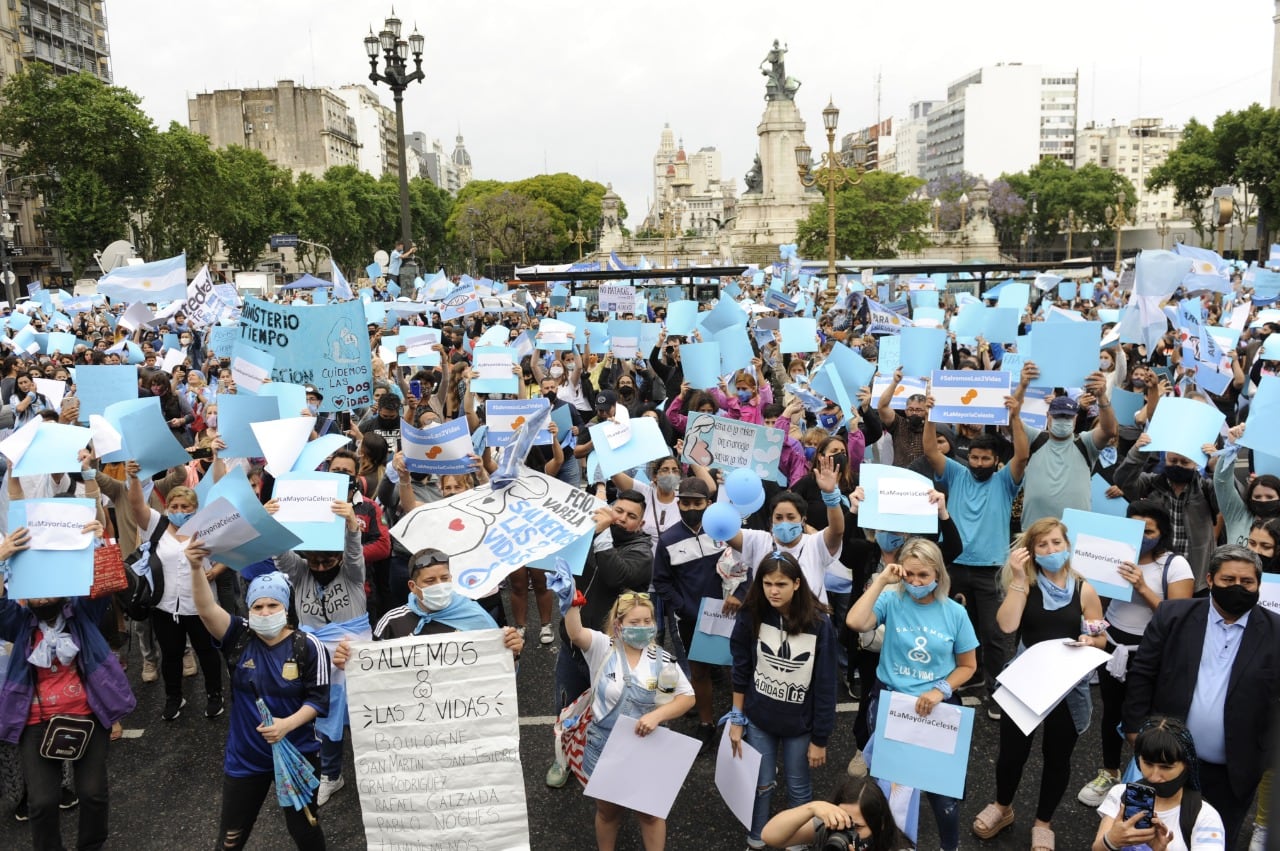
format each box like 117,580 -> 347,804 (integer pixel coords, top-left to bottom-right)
1092,716 -> 1226,851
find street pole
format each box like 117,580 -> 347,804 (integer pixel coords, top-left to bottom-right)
393,89 -> 412,256
796,99 -> 865,310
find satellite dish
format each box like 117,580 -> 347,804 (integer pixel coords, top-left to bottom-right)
374,250 -> 390,267
95,240 -> 137,274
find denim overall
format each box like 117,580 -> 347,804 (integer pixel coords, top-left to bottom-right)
582,644 -> 660,778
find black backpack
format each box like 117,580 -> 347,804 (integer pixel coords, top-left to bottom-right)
224,624 -> 313,678
123,518 -> 169,621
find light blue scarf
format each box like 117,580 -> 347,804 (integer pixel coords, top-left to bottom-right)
406,591 -> 496,634
1036,572 -> 1076,612
28,612 -> 79,669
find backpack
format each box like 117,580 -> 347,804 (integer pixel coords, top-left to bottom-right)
1029,430 -> 1091,464
123,518 -> 169,621
224,624 -> 312,678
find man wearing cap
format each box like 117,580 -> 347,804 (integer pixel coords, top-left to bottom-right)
306,385 -> 341,438
358,390 -> 403,453
652,477 -> 733,750
1015,363 -> 1116,529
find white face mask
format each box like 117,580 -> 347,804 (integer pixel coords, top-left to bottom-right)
248,610 -> 288,639
550,365 -> 564,378
421,582 -> 454,612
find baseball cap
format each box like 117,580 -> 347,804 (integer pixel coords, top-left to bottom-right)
304,385 -> 323,400
594,389 -> 618,411
676,477 -> 711,500
1047,396 -> 1080,418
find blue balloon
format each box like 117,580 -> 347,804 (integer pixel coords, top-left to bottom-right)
734,488 -> 765,517
724,468 -> 764,507
703,502 -> 742,542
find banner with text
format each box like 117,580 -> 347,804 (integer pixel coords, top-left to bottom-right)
680,411 -> 784,484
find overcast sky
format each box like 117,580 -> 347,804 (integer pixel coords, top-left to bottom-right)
109,0 -> 1275,229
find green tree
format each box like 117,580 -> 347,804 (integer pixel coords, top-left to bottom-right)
449,190 -> 558,268
796,170 -> 930,259
211,146 -> 295,272
0,66 -> 156,277
292,166 -> 394,275
1146,119 -> 1222,244
1001,159 -> 1136,256
134,123 -> 221,266
406,176 -> 454,273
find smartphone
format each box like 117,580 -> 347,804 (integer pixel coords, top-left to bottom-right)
409,380 -> 422,399
1121,782 -> 1155,830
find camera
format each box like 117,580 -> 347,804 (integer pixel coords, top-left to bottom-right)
816,827 -> 871,851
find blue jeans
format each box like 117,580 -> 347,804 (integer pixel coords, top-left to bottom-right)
553,643 -> 591,715
319,733 -> 343,780
744,724 -> 812,842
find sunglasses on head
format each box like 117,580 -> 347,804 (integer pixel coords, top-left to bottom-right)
412,549 -> 451,569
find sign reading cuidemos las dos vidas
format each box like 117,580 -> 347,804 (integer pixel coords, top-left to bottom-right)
680,412 -> 785,484
346,630 -> 530,850
236,296 -> 372,412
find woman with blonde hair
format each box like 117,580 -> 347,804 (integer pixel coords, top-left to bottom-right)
972,517 -> 1108,851
564,590 -> 694,850
846,537 -> 977,851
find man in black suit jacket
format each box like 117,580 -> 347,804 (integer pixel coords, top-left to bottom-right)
1123,544 -> 1280,849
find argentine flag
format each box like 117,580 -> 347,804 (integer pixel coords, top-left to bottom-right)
97,253 -> 188,304
331,263 -> 353,301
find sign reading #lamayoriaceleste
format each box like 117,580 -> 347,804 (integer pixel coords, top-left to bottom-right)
237,296 -> 373,412
346,630 -> 530,851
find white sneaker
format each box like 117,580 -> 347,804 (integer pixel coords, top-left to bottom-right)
1077,768 -> 1120,807
1249,824 -> 1268,851
540,624 -> 554,645
316,775 -> 344,807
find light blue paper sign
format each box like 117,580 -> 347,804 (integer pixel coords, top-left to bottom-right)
763,289 -> 797,315
470,346 -> 518,395
664,300 -> 699,337
983,308 -> 1021,343
682,342 -> 722,390
45,331 -> 76,355
870,689 -> 974,798
910,289 -> 939,309
273,471 -> 345,551
701,296 -> 747,334
997,283 -> 1031,312
231,343 -> 275,394
550,403 -> 574,447
526,527 -> 595,576
1063,508 -> 1145,601
1110,388 -> 1145,428
588,416 -> 671,478
401,416 -> 476,474
929,371 -> 1011,425
714,326 -> 754,376
73,365 -> 139,420
202,468 -> 303,570
292,434 -> 351,474
258,382 -> 309,419
1090,474 -> 1129,517
680,412 -> 784,483
779,317 -> 819,354
950,304 -> 986,339
1142,397 -> 1226,467
216,393 -> 281,459
102,397 -> 191,478
1029,322 -> 1101,387
1241,376 -> 1280,458
13,423 -> 91,476
855,464 -> 938,534
238,296 -> 373,412
877,336 -> 901,374
900,327 -> 947,378
208,326 -> 239,358
688,628 -> 732,666
7,499 -> 95,598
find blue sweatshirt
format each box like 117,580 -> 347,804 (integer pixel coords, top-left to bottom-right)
730,606 -> 837,746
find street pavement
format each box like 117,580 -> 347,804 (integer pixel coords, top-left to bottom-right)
0,606 -> 1217,850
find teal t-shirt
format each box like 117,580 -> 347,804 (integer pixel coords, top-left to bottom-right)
938,456 -> 1021,566
873,588 -> 979,694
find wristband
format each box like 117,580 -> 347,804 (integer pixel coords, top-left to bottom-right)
571,589 -> 587,608
719,708 -> 749,728
81,468 -> 97,481
1082,618 -> 1110,637
820,489 -> 844,508
1009,584 -> 1028,594
932,679 -> 953,700
1101,832 -> 1120,851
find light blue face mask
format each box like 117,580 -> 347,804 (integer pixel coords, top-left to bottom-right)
772,522 -> 804,545
619,625 -> 656,649
904,580 -> 938,600
166,511 -> 193,527
1036,549 -> 1071,573
1049,418 -> 1075,439
875,531 -> 905,553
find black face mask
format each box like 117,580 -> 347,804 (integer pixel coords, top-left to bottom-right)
679,508 -> 705,529
1148,769 -> 1187,799
29,601 -> 63,621
544,391 -> 558,402
1250,498 -> 1280,518
1164,465 -> 1197,484
611,525 -> 641,545
619,386 -> 635,397
1211,582 -> 1259,618
829,453 -> 848,474
970,466 -> 996,482
311,565 -> 342,585
906,415 -> 925,431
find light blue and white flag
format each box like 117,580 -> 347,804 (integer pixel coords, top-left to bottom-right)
331,263 -> 353,301
97,253 -> 188,304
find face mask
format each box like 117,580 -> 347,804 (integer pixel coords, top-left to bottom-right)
1100,358 -> 1112,371
828,452 -> 848,473
875,531 -> 905,552
818,412 -> 840,431
803,445 -> 817,461
1148,770 -> 1187,799
167,511 -> 193,527
679,507 -> 705,529
1211,582 -> 1259,618
620,625 -> 656,649
620,386 -> 634,397
543,391 -> 558,402
1049,418 -> 1075,439
1251,498 -> 1280,518
29,601 -> 63,621
737,389 -> 752,403
1131,378 -> 1148,391
421,582 -> 454,612
655,473 -> 681,493
1163,465 -> 1197,484
566,362 -> 579,373
1036,549 -> 1071,574
312,565 -> 341,585
1140,536 -> 1160,554
904,580 -> 938,600
772,521 -> 803,545
970,466 -> 996,482
906,415 -> 925,431
550,365 -> 564,378
249,610 -> 288,639
307,404 -> 319,416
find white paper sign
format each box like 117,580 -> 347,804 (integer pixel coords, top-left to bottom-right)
180,496 -> 257,553
403,329 -> 441,358
584,716 -> 700,818
345,630 -> 530,850
118,301 -> 155,333
475,349 -> 514,381
1071,532 -> 1136,601
601,405 -> 632,449
159,349 -> 186,375
697,597 -> 737,639
1260,575 -> 1280,616
996,639 -> 1111,718
876,477 -> 934,516
231,354 -> 270,395
882,691 -> 961,755
598,284 -> 636,314
272,479 -> 340,524
25,500 -> 94,550
34,378 -> 66,412
611,336 -> 639,360
714,727 -> 762,830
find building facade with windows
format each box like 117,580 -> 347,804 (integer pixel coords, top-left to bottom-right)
1075,118 -> 1184,222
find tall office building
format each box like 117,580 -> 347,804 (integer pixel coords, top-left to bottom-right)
336,84 -> 398,178
1075,118 -> 1185,222
924,63 -> 1078,182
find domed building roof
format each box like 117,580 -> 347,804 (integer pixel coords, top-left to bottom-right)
452,133 -> 471,167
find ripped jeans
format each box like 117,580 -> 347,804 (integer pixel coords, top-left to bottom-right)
743,724 -> 812,843
217,752 -> 325,850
